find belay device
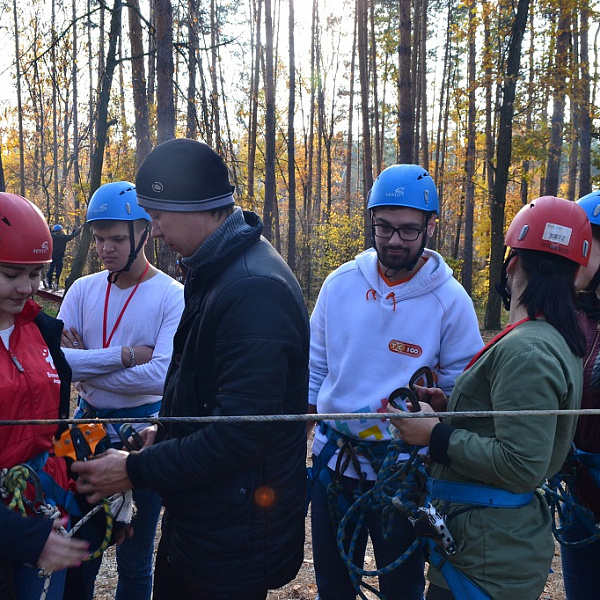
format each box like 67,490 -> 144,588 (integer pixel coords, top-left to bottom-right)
54,423 -> 111,461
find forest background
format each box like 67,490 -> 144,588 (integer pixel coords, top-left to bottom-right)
0,0 -> 598,329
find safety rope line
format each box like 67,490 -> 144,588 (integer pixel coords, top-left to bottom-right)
2,408 -> 600,427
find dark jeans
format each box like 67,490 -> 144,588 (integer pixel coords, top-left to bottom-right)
46,258 -> 63,285
425,584 -> 454,600
310,468 -> 425,600
560,511 -> 600,599
152,513 -> 268,600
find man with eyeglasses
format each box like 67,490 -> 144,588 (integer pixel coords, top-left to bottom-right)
308,164 -> 483,600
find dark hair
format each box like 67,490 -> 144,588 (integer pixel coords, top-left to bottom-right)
516,249 -> 585,356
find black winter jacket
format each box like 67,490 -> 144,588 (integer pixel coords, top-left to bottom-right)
127,211 -> 309,595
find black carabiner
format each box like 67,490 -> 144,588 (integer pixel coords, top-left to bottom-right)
118,424 -> 144,452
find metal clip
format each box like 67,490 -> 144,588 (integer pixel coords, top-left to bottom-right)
409,502 -> 457,555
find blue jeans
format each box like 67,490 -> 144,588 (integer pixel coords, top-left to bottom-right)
310,467 -> 425,600
560,511 -> 600,599
76,487 -> 162,600
13,562 -> 67,600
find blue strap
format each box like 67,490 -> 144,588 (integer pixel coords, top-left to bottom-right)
427,539 -> 491,600
427,478 -> 534,507
24,452 -> 82,518
37,471 -> 82,517
77,398 -> 162,419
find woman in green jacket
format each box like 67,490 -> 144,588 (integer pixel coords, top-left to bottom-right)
392,196 -> 590,600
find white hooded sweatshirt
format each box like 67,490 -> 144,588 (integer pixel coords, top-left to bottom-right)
310,247 -> 483,478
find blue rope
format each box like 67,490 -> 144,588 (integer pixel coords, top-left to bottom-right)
543,466 -> 600,548
332,440 -> 427,600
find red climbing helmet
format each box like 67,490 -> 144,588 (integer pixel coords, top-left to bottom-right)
0,192 -> 53,264
505,196 -> 591,267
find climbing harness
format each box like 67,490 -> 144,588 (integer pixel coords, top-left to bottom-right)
543,444 -> 600,547
318,367 -> 437,600
321,366 -> 531,600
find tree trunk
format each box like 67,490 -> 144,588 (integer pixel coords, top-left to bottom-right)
544,4 -> 570,196
129,0 -> 152,166
66,0 -> 123,291
13,0 -> 25,196
484,0 -> 530,330
462,0 -> 476,295
156,0 -> 175,144
579,2 -> 592,197
397,0 -> 413,163
262,0 -> 276,242
344,11 -> 358,215
357,0 -> 373,247
287,0 -> 297,271
247,0 -> 262,209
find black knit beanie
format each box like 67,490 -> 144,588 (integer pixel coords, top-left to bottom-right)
136,138 -> 235,212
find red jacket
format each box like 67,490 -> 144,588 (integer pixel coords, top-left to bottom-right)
0,300 -> 72,511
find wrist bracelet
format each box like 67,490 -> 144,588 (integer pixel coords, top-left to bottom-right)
129,347 -> 135,368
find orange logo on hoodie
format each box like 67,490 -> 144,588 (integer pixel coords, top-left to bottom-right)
388,340 -> 422,357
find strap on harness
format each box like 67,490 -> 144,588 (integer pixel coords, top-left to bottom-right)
427,478 -> 534,507
426,540 -> 491,600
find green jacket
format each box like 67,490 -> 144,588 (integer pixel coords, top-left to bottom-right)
427,320 -> 582,599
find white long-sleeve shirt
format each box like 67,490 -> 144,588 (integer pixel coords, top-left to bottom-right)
58,269 -> 184,415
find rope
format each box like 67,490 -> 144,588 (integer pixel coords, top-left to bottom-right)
1,463 -> 118,600
332,440 -> 428,600
542,464 -> 600,548
2,408 -> 600,427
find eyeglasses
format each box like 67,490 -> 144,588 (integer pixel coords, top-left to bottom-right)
371,223 -> 425,241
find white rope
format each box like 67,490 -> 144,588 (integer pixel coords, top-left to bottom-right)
1,408 -> 599,428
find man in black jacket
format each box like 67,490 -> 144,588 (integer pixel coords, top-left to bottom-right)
73,138 -> 310,600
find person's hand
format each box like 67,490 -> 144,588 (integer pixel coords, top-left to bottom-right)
61,327 -> 86,350
37,521 -> 89,571
389,401 -> 439,446
412,385 -> 448,412
138,425 -> 158,447
71,449 -> 132,504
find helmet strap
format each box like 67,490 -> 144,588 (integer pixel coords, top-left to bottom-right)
107,222 -> 150,284
586,265 -> 600,293
495,250 -> 515,311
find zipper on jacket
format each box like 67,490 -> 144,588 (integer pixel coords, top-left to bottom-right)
7,348 -> 25,372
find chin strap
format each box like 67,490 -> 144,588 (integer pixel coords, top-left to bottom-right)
107,223 -> 150,285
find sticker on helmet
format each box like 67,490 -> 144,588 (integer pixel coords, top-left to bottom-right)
542,223 -> 572,246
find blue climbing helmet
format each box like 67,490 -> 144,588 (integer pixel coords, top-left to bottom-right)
367,164 -> 439,214
577,190 -> 600,227
52,224 -> 63,232
86,182 -> 151,281
86,181 -> 151,224
577,190 -> 600,292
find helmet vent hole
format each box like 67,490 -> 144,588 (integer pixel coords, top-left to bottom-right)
594,205 -> 600,218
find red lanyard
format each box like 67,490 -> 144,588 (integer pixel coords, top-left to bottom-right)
464,317 -> 530,371
102,262 -> 150,348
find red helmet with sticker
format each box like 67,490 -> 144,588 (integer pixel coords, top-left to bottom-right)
505,196 -> 591,267
0,193 -> 52,264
